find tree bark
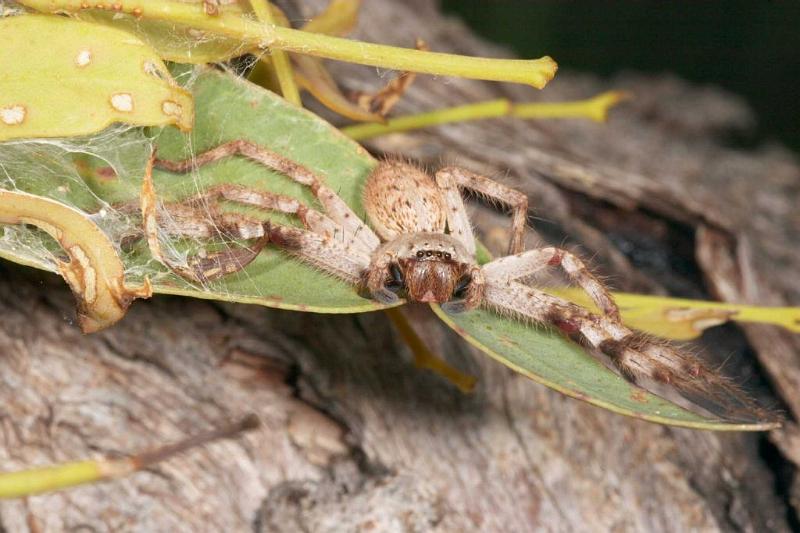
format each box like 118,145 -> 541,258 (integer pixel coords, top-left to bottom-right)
2,1 -> 799,531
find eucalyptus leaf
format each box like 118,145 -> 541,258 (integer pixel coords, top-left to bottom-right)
0,68 -> 387,313
0,15 -> 192,140
147,69 -> 387,312
433,306 -> 777,431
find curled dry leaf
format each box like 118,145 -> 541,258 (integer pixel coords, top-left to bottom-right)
0,15 -> 192,140
0,190 -> 150,333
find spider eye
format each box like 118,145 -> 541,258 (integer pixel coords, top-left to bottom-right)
416,250 -> 425,259
385,263 -> 404,293
452,274 -> 472,299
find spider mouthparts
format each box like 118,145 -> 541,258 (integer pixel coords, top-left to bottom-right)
419,290 -> 438,303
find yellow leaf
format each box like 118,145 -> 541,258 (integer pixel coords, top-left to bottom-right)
293,55 -> 387,122
549,288 -> 800,340
20,0 -> 558,88
0,16 -> 193,140
301,0 -> 362,36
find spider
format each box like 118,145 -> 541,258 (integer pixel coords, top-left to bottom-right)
152,140 -> 766,420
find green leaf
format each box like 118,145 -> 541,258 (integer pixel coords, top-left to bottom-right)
433,306 -> 778,431
0,15 -> 192,140
0,68 -> 387,313
147,69 -> 387,312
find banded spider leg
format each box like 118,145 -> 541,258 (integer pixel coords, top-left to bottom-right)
147,141 -> 378,283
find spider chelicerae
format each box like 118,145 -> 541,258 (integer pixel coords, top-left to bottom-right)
150,140 -> 768,421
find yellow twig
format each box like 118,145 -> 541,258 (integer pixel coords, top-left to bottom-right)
343,91 -> 628,141
384,307 -> 477,393
249,0 -> 301,105
0,415 -> 258,498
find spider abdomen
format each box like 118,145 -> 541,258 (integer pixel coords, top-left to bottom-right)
363,161 -> 447,240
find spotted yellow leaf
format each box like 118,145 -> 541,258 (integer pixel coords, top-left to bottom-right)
0,15 -> 192,141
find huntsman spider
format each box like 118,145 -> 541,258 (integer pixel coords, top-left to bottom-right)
153,140 -> 768,421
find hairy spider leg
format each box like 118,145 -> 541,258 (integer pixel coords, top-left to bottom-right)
155,140 -> 380,256
483,281 -> 769,422
432,167 -> 477,256
149,151 -> 374,281
483,247 -> 620,320
178,186 -> 362,281
435,166 -> 529,256
188,185 -> 365,250
268,224 -> 371,286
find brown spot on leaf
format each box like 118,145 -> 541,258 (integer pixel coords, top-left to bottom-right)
630,389 -> 648,403
95,166 -> 118,181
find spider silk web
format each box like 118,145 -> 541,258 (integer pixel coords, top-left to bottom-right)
0,66 -> 237,295
0,49 -> 377,311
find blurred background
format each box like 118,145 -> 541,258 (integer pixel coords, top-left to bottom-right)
442,1 -> 800,151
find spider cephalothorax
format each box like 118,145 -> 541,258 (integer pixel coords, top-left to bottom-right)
361,232 -> 484,308
155,141 -> 767,421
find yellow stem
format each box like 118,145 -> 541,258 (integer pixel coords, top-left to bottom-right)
343,99 -> 508,140
384,307 -> 477,393
249,0 -> 301,105
20,0 -> 557,88
343,91 -> 628,141
273,28 -> 557,88
513,90 -> 630,120
0,415 -> 258,498
0,461 -> 105,499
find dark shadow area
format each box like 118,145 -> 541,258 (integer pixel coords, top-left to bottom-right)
442,1 -> 800,152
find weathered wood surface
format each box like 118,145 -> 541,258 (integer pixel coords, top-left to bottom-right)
2,0 -> 799,531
